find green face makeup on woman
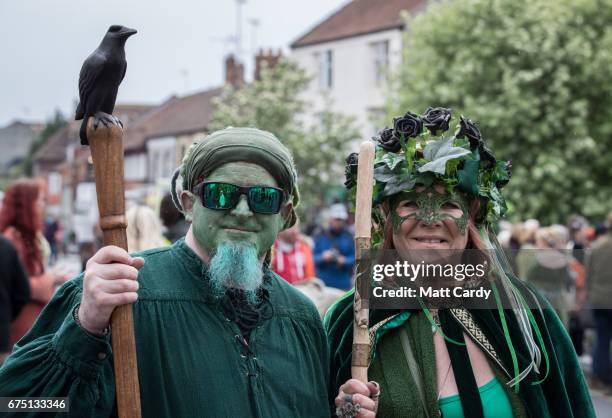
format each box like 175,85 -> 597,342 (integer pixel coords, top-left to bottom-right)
391,187 -> 470,234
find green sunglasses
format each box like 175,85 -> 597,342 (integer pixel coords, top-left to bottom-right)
193,182 -> 286,214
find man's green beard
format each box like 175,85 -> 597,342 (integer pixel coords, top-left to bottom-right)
208,242 -> 263,304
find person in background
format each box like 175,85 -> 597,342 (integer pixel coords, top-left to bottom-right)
0,235 -> 30,364
566,215 -> 590,356
568,215 -> 589,264
0,179 -> 72,346
593,223 -> 607,241
506,222 -> 523,275
313,203 -> 355,290
515,218 -> 540,278
526,225 -> 572,326
159,193 -> 189,243
271,219 -> 315,284
126,204 -> 168,253
44,215 -> 61,265
586,212 -> 612,391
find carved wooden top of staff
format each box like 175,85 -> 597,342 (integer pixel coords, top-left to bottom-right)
352,141 -> 375,383
75,25 -> 140,418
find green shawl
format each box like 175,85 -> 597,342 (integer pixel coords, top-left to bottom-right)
324,282 -> 595,417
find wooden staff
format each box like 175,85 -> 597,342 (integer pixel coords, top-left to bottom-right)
352,141 -> 375,382
87,118 -> 141,418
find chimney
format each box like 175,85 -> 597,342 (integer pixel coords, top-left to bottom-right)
224,54 -> 244,87
254,49 -> 282,81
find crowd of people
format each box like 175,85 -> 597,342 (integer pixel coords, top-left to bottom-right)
0,115 -> 609,416
1,174 -> 612,390
497,215 -> 612,395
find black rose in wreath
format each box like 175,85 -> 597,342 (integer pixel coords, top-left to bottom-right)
393,111 -> 423,139
374,127 -> 402,153
344,152 -> 359,189
478,142 -> 496,168
422,107 -> 452,136
457,116 -> 482,149
496,160 -> 512,189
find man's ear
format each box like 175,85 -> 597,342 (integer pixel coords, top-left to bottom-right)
180,190 -> 195,221
280,201 -> 294,230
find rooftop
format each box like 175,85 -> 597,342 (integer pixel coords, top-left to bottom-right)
291,0 -> 425,48
124,88 -> 222,152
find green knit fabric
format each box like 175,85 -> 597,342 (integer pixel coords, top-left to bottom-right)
369,312 -> 438,418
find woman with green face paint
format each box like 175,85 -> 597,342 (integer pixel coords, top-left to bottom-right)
0,127 -> 331,418
327,109 -> 594,418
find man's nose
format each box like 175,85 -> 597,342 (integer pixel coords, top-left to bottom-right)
231,194 -> 253,216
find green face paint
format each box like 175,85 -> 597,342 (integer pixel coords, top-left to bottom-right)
189,162 -> 287,258
391,187 -> 470,234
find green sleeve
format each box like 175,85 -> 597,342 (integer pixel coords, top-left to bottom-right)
0,277 -> 116,418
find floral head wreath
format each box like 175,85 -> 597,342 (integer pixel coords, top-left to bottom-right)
345,107 -> 512,239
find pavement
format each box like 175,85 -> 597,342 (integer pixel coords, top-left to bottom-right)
592,391 -> 612,417
580,354 -> 612,416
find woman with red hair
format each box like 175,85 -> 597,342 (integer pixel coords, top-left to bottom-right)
0,179 -> 70,346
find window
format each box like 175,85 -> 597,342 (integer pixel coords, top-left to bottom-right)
162,150 -> 172,178
317,50 -> 333,89
371,40 -> 389,84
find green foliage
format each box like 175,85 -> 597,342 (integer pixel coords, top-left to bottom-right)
419,136 -> 471,175
210,59 -> 360,215
388,0 -> 612,223
19,109 -> 67,176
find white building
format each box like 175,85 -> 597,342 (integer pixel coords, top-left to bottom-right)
290,0 -> 426,142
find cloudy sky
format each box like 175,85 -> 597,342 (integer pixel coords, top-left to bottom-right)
0,0 -> 346,126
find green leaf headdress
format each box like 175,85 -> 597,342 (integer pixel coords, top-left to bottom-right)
345,107 -> 512,226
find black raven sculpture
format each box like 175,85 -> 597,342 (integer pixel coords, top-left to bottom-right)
75,25 -> 137,145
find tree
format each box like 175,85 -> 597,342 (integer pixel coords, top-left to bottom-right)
210,59 -> 360,217
388,0 -> 612,224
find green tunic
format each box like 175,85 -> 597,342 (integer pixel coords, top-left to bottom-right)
0,239 -> 330,418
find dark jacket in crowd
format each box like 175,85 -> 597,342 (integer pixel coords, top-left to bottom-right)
586,233 -> 612,309
0,235 -> 30,353
313,228 -> 355,290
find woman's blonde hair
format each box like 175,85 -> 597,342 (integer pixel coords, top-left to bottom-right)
126,204 -> 167,253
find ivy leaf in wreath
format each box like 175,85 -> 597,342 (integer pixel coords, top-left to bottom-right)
382,173 -> 416,196
457,150 -> 480,195
374,160 -> 405,183
381,152 -> 405,170
418,137 -> 471,175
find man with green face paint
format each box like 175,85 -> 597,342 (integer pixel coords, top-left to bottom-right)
0,127 -> 330,418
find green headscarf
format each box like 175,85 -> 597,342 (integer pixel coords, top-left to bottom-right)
171,127 -> 300,228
